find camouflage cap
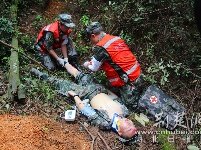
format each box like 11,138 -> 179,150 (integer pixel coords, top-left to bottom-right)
58,14 -> 75,28
118,133 -> 142,145
86,22 -> 103,34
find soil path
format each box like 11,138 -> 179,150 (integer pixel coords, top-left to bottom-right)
0,114 -> 91,150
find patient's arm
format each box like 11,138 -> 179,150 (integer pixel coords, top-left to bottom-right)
68,90 -> 85,111
68,90 -> 98,119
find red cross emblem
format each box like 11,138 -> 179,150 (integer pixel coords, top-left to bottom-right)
150,96 -> 157,103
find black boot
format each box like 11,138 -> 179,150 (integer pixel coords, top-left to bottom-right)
68,56 -> 82,71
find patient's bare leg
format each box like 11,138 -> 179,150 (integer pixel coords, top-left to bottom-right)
64,63 -> 80,78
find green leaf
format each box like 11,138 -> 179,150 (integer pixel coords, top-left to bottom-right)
187,145 -> 199,150
133,17 -> 144,22
44,103 -> 49,107
5,104 -> 10,110
42,126 -> 48,131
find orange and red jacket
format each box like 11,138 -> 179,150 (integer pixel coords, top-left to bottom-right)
96,34 -> 141,87
37,21 -> 71,54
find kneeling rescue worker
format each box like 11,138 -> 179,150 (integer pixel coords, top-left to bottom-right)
35,13 -> 81,71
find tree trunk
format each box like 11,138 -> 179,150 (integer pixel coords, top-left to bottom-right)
8,0 -> 25,101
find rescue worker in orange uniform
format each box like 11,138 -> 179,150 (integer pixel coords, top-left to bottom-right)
36,14 -> 81,71
83,22 -> 144,110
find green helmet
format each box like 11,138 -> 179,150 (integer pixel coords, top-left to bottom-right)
86,22 -> 103,34
58,14 -> 75,28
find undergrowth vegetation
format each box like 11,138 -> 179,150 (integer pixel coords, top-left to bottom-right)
71,0 -> 201,86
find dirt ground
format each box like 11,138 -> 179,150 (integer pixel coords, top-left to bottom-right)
0,112 -> 160,150
0,114 -> 91,150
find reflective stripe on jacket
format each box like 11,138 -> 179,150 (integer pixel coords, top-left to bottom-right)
37,21 -> 71,54
96,34 -> 141,87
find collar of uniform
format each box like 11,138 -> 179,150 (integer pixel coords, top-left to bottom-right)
98,32 -> 106,42
111,113 -> 123,133
58,22 -> 65,34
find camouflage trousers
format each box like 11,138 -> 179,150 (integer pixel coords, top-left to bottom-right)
119,74 -> 144,110
49,72 -> 108,100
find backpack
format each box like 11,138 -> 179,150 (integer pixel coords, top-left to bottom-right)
137,85 -> 185,130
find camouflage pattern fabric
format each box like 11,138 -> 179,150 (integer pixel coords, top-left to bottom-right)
67,38 -> 77,56
92,45 -> 144,110
119,74 -> 144,111
48,72 -> 108,100
136,85 -> 185,130
91,43 -> 185,131
92,46 -> 111,63
36,30 -> 77,70
119,83 -> 142,111
42,53 -> 58,70
74,72 -> 130,117
30,68 -> 130,129
119,133 -> 142,145
47,72 -> 130,130
44,31 -> 54,50
42,31 -> 77,56
89,97 -> 130,130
